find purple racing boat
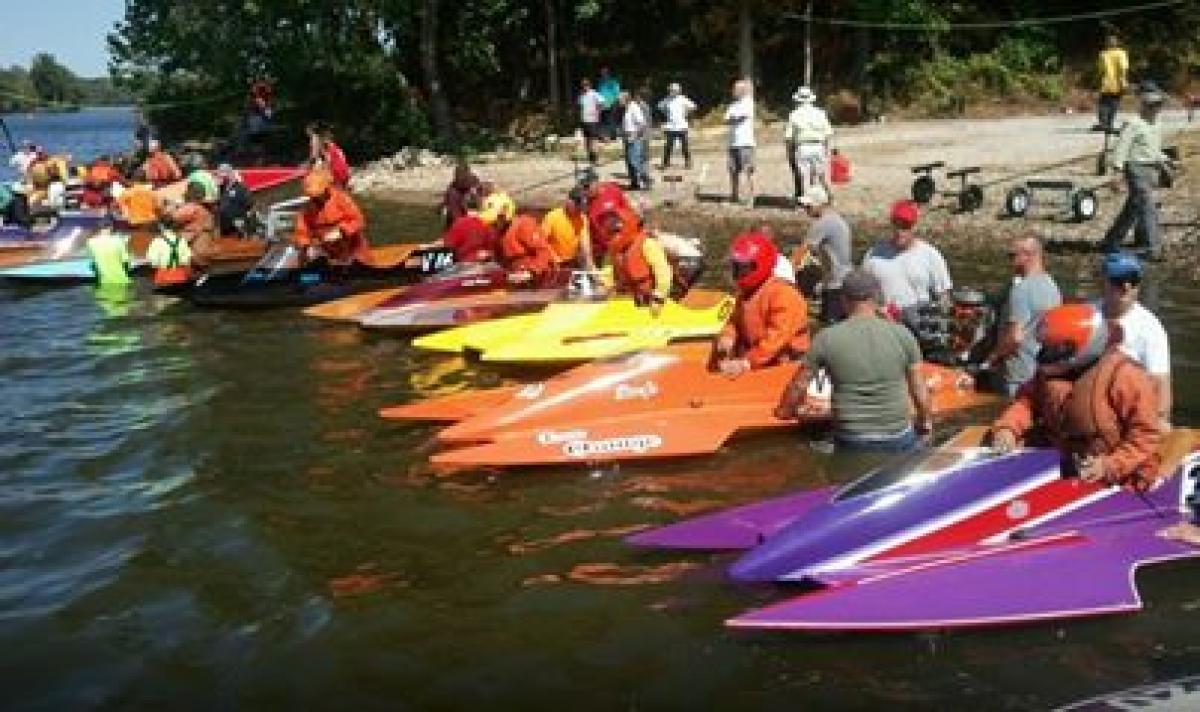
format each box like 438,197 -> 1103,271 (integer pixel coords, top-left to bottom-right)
628,427 -> 1200,632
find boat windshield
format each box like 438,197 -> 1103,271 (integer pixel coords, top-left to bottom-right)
833,447 -> 996,502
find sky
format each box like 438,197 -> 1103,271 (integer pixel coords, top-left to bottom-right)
0,0 -> 126,77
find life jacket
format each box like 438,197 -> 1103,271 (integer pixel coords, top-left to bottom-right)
149,232 -> 194,287
325,142 -> 350,187
727,278 -> 811,367
442,214 -> 495,262
1059,352 -> 1143,457
610,231 -> 655,300
499,215 -> 553,277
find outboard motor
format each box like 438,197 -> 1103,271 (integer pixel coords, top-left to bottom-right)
903,287 -> 996,366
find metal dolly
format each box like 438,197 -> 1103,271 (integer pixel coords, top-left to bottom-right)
910,162 -> 984,212
1004,179 -> 1098,222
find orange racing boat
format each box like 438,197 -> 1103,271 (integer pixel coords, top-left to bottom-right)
380,343 -> 997,467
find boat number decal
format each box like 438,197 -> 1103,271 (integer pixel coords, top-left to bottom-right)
614,381 -> 658,401
1005,499 -> 1030,520
561,434 -> 664,458
517,383 -> 546,400
536,429 -> 588,445
420,249 -> 457,273
718,299 -> 734,322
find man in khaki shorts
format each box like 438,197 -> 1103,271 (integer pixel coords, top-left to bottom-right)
725,78 -> 756,205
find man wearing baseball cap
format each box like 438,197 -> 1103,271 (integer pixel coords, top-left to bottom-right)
776,269 -> 934,452
1098,251 -> 1173,431
798,185 -> 852,323
1100,82 -> 1174,260
862,199 -> 953,311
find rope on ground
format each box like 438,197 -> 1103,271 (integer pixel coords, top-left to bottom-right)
785,0 -> 1183,30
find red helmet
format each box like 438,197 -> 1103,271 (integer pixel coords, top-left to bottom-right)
1036,303 -> 1109,369
729,231 -> 778,291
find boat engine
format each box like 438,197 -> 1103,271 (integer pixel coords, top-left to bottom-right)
903,287 -> 996,367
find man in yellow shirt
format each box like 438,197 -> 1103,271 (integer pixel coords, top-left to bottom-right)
1097,35 -> 1129,131
540,187 -> 592,267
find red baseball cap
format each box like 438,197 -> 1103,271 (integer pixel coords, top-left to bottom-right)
890,200 -> 920,228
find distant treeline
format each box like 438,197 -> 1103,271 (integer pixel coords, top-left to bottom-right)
108,0 -> 1200,158
0,53 -> 134,112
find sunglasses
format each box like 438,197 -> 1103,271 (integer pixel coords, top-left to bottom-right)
1107,274 -> 1141,288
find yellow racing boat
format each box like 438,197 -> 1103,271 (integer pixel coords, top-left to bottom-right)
411,288 -> 734,364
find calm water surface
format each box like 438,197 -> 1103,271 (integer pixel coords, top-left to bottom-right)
1,115 -> 1199,710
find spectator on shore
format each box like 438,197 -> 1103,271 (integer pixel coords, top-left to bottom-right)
140,140 -> 183,186
597,67 -> 622,141
657,82 -> 697,170
620,91 -> 652,191
441,159 -> 484,228
1096,34 -> 1129,132
784,86 -> 833,203
725,78 -> 757,205
578,79 -> 604,164
1100,84 -> 1173,261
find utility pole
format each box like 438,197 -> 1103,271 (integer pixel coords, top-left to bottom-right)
803,0 -> 813,86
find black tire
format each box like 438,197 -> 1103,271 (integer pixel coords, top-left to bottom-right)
1071,189 -> 1098,222
1004,186 -> 1031,217
958,184 -> 984,212
911,175 -> 936,203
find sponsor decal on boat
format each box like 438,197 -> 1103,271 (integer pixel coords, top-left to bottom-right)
536,429 -> 588,445
614,381 -> 659,401
561,434 -> 664,458
517,383 -> 546,400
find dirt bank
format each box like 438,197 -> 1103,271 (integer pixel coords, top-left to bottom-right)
355,110 -> 1199,268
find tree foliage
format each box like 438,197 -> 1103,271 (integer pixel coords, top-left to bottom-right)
107,0 -> 1200,156
0,55 -> 132,112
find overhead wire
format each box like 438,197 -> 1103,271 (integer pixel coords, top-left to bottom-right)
785,0 -> 1185,30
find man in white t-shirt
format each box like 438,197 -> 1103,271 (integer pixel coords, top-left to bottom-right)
861,200 -> 953,311
784,86 -> 833,202
619,91 -> 651,191
1099,251 -> 1173,430
578,78 -> 604,164
724,78 -> 756,205
657,82 -> 697,170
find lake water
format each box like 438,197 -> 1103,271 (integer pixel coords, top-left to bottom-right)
1,111 -> 1198,709
0,107 -> 137,184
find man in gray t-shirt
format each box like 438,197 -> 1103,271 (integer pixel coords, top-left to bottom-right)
799,186 -> 852,322
861,200 -> 953,310
982,236 -> 1061,396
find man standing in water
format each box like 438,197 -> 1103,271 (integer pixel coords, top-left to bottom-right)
776,270 -> 934,452
1100,84 -> 1173,261
1098,252 -> 1173,432
725,78 -> 756,206
979,235 -> 1061,398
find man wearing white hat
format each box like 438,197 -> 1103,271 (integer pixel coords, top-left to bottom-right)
1100,83 -> 1175,260
798,185 -> 852,322
784,86 -> 833,204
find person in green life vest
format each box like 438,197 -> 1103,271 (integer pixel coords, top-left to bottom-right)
87,218 -> 133,286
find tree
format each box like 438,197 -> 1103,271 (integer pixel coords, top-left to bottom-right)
28,53 -> 81,105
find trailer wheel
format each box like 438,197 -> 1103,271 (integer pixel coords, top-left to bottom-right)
958,185 -> 984,213
1071,189 -> 1098,222
1004,186 -> 1031,217
911,175 -> 936,204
